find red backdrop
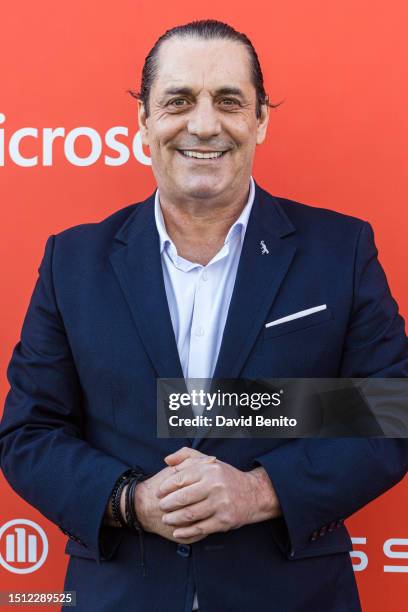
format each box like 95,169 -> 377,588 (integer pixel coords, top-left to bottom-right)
1,1 -> 407,609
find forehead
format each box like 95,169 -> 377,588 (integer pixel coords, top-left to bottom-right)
152,37 -> 253,94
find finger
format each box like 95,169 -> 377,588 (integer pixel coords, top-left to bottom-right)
157,456 -> 217,498
158,482 -> 208,512
167,454 -> 216,475
173,518 -> 217,539
164,446 -> 204,466
176,455 -> 216,469
157,464 -> 202,498
162,500 -> 214,526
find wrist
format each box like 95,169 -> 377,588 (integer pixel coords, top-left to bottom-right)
105,473 -> 131,528
109,468 -> 148,529
134,480 -> 149,530
247,467 -> 281,522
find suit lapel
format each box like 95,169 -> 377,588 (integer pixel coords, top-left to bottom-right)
109,194 -> 194,441
109,194 -> 184,380
212,182 -> 297,380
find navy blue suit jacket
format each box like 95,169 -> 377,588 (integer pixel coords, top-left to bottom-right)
1,182 -> 408,612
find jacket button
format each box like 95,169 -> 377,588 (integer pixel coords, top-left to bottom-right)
177,544 -> 191,558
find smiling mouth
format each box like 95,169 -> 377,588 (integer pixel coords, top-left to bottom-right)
177,150 -> 228,160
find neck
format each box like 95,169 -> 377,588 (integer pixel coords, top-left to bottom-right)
158,183 -> 251,265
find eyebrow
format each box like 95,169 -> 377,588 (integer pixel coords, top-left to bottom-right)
160,86 -> 246,99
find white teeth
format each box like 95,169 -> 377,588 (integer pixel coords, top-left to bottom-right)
180,150 -> 224,159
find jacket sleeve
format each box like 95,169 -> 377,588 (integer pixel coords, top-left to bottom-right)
0,235 -> 131,564
253,222 -> 408,560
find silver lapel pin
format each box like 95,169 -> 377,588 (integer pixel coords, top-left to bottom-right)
260,240 -> 269,255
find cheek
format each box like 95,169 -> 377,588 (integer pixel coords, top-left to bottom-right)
150,116 -> 185,143
224,117 -> 258,148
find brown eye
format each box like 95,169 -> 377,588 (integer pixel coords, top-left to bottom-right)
220,98 -> 239,107
169,98 -> 188,108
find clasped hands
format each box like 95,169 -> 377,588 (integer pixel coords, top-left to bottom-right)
135,447 -> 281,544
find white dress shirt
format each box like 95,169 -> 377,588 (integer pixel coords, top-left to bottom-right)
154,176 -> 255,611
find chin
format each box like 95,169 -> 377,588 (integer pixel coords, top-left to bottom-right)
179,177 -> 223,200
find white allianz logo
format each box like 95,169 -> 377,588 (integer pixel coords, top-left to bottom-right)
0,113 -> 152,167
0,519 -> 48,574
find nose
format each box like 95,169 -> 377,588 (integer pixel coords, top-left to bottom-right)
187,97 -> 221,140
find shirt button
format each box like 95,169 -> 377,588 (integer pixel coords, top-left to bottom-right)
195,326 -> 205,337
202,270 -> 208,281
177,544 -> 191,558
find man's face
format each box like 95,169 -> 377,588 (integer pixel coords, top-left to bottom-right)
138,36 -> 269,202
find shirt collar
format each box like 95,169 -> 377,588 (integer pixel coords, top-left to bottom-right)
154,176 -> 255,255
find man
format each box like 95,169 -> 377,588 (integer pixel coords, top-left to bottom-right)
1,19 -> 407,612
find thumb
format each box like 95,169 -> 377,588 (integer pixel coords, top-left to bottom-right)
164,446 -> 203,466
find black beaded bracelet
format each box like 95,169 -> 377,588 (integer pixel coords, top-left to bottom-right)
124,473 -> 148,532
111,468 -> 144,528
112,476 -> 129,528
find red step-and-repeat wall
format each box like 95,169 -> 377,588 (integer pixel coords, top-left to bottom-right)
1,1 -> 407,609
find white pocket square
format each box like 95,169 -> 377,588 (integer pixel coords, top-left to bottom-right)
265,304 -> 327,328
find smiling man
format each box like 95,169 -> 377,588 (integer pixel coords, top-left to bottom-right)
1,19 -> 408,612
135,30 -> 269,268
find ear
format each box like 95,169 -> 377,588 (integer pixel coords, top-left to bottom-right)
256,101 -> 270,145
137,100 -> 149,146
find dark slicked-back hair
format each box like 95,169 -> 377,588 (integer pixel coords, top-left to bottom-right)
129,19 -> 278,118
